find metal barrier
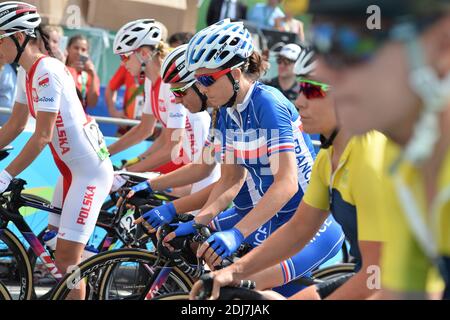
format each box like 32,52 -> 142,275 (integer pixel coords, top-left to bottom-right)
1,107 -> 321,147
0,107 -> 141,127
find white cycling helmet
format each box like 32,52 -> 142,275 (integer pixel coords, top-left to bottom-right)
185,19 -> 254,72
0,1 -> 41,34
161,44 -> 195,84
279,43 -> 302,61
294,46 -> 317,77
113,19 -> 162,55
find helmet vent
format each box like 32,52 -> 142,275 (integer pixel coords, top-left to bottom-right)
125,37 -> 137,46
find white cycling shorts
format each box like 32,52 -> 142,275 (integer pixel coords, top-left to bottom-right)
48,154 -> 114,244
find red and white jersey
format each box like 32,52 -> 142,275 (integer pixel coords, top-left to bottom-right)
16,56 -> 99,163
143,77 -> 187,129
143,76 -> 211,164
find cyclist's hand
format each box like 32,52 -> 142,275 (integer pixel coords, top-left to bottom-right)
189,269 -> 239,300
197,228 -> 244,268
163,220 -> 196,243
133,202 -> 177,232
111,174 -> 128,193
0,170 -> 13,194
125,180 -> 152,199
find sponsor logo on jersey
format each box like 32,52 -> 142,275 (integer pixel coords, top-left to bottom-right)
38,97 -> 55,103
170,112 -> 184,118
77,186 -> 96,225
55,113 -> 70,155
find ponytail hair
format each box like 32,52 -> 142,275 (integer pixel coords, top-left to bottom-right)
35,26 -> 54,58
222,51 -> 269,81
245,51 -> 269,80
153,40 -> 172,60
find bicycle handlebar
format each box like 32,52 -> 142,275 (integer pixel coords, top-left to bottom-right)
196,273 -> 266,300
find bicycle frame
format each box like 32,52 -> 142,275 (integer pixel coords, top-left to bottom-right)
0,181 -> 65,281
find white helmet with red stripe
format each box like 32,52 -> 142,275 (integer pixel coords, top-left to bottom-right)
161,44 -> 195,84
0,1 -> 41,35
113,19 -> 162,55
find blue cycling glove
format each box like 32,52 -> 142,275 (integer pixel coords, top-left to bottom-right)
130,181 -> 152,193
169,220 -> 197,238
142,202 -> 177,229
206,228 -> 244,259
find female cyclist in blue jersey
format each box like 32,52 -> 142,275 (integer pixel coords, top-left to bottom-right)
0,2 -> 113,299
189,47 -> 387,300
136,19 -> 345,294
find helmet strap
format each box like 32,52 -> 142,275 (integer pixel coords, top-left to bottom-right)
192,83 -> 209,112
222,72 -> 239,108
320,128 -> 339,149
11,34 -> 31,64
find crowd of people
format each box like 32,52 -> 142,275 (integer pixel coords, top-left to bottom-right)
0,0 -> 449,301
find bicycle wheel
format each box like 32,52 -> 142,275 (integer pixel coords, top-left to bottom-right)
50,249 -> 193,300
0,280 -> 12,300
151,292 -> 190,300
0,228 -> 34,300
312,263 -> 356,280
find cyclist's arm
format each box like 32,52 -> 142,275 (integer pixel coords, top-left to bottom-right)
172,183 -> 216,214
0,102 -> 29,149
325,240 -> 382,300
134,126 -> 167,161
126,127 -> 183,172
195,163 -> 247,225
107,112 -> 156,156
5,111 -> 56,176
105,86 -> 123,118
230,202 -> 328,279
151,162 -> 216,191
234,152 -> 299,238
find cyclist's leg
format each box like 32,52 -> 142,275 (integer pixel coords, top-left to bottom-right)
54,156 -> 113,299
277,215 -> 344,285
209,207 -> 241,231
250,215 -> 344,294
48,175 -> 64,231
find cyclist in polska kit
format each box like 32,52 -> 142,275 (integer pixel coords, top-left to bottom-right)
0,1 -> 113,299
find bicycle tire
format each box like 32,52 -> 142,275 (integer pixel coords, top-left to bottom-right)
50,248 -> 193,300
0,228 -> 34,300
0,280 -> 12,300
151,292 -> 190,300
311,263 -> 356,280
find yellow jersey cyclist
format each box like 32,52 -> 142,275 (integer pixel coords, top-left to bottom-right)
189,46 -> 386,300
0,1 -> 113,299
306,0 -> 450,299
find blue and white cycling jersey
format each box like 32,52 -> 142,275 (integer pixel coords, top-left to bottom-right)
211,81 -> 316,216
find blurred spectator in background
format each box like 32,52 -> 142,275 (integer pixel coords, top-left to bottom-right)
39,25 -> 66,62
264,43 -> 300,104
247,0 -> 284,29
274,12 -> 304,41
106,64 -> 146,136
168,32 -> 194,48
65,35 -> 100,110
207,0 -> 247,26
0,59 -> 16,125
